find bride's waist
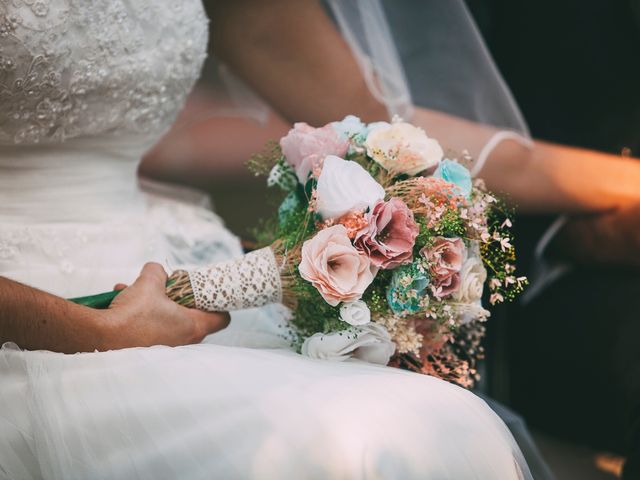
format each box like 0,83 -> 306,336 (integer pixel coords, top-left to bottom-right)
0,135 -> 152,222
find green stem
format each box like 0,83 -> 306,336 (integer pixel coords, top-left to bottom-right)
69,277 -> 180,310
69,290 -> 121,309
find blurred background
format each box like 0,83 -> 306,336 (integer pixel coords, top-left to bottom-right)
140,1 -> 640,478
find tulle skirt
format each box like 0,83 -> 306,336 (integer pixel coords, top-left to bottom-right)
0,180 -> 531,479
0,340 -> 531,480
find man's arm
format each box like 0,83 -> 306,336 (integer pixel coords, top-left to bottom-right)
0,263 -> 230,353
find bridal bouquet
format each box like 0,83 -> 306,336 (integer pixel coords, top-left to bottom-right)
73,116 -> 526,388
243,116 -> 527,387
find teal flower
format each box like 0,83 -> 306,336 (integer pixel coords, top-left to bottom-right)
433,159 -> 472,198
386,263 -> 430,316
278,191 -> 302,227
331,115 -> 368,143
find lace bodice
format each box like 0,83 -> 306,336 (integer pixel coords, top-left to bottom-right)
0,0 -> 208,145
0,1 -> 229,296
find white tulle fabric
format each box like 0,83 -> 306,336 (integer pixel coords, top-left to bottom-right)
0,1 -> 531,479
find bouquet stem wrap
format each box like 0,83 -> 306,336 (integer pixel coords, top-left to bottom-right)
187,246 -> 284,312
70,247 -> 286,311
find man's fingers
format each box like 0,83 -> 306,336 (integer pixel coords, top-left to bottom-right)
136,262 -> 168,290
188,309 -> 231,337
113,283 -> 128,291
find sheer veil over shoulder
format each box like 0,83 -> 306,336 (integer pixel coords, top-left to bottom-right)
0,1 -> 533,478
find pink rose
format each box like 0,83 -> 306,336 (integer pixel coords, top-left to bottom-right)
299,225 -> 376,306
280,123 -> 349,184
421,237 -> 465,297
354,198 -> 419,269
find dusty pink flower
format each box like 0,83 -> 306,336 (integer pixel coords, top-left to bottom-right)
280,123 -> 349,184
355,198 -> 419,269
421,237 -> 465,297
299,225 -> 376,306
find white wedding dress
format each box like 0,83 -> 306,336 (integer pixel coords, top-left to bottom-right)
0,1 -> 531,479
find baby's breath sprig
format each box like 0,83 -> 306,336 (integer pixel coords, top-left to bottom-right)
247,140 -> 283,177
480,197 -> 528,304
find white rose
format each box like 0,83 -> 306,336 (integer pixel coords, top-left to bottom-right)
339,300 -> 371,326
316,155 -> 385,220
365,122 -> 443,176
301,323 -> 396,365
453,255 -> 487,304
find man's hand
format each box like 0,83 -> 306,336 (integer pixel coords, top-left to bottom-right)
553,204 -> 640,268
98,263 -> 230,350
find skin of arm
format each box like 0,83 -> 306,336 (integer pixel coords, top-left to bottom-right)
0,263 -> 230,354
195,0 -> 640,215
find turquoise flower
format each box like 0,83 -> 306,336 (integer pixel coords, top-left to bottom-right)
331,115 -> 368,143
386,263 -> 430,316
433,159 -> 472,198
278,191 -> 302,227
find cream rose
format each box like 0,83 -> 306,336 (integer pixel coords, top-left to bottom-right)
301,323 -> 396,365
455,302 -> 490,325
339,300 -> 371,326
298,225 -> 376,306
453,255 -> 487,304
315,155 -> 385,220
365,122 -> 443,176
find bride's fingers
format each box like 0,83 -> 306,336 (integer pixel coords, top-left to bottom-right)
188,309 -> 231,338
113,283 -> 128,291
137,262 -> 168,290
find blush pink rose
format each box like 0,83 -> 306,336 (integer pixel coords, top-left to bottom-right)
354,198 -> 419,269
421,237 -> 465,297
280,123 -> 349,184
299,225 -> 376,306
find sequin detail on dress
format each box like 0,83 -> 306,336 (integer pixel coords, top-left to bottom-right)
0,0 -> 208,145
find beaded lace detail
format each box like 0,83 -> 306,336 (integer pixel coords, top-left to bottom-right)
0,0 -> 208,145
189,247 -> 283,312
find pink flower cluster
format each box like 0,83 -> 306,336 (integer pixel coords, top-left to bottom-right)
300,197 -> 419,305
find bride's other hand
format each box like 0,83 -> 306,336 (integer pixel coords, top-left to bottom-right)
553,205 -> 640,268
100,263 -> 230,349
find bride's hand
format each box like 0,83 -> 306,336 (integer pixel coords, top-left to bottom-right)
98,263 -> 230,349
553,204 -> 640,268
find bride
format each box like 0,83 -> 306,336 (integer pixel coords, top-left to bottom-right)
0,1 -> 637,479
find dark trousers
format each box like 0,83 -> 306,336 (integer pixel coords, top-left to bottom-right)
506,265 -> 640,476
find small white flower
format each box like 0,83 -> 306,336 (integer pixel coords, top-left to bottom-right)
339,300 -> 371,326
315,155 -> 385,219
489,293 -> 504,305
267,162 -> 297,191
499,237 -> 512,252
301,323 -> 396,365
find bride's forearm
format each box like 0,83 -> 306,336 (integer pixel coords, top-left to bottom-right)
0,277 -> 107,353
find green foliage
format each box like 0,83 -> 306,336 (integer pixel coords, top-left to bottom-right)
247,140 -> 283,177
289,277 -> 344,337
414,216 -> 433,252
362,269 -> 393,316
481,198 -> 528,302
436,209 -> 466,237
